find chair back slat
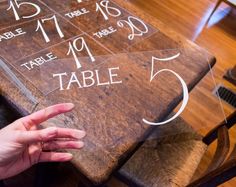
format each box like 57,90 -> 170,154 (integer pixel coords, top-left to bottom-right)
203,111 -> 236,145
227,144 -> 236,162
188,159 -> 236,187
188,111 -> 236,186
205,126 -> 230,174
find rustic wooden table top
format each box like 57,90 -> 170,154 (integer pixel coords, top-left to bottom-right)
0,0 -> 215,185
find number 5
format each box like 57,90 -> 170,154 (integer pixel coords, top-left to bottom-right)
143,54 -> 189,126
7,0 -> 41,21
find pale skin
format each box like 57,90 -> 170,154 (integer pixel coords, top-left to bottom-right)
0,103 -> 86,180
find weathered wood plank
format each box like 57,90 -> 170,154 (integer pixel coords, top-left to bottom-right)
0,0 -> 216,184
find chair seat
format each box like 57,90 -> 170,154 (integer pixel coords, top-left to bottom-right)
118,117 -> 207,187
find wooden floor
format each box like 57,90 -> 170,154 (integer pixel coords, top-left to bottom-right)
3,0 -> 236,187
108,0 -> 236,186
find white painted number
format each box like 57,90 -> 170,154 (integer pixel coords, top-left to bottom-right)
117,16 -> 149,40
36,15 -> 64,43
7,0 -> 41,21
143,54 -> 189,126
67,37 -> 95,69
96,0 -> 121,20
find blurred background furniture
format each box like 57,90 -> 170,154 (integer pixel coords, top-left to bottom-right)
117,111 -> 236,187
224,65 -> 236,86
207,0 -> 236,24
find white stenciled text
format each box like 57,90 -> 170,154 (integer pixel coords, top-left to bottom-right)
0,28 -> 26,42
20,52 -> 57,71
65,8 -> 90,18
93,26 -> 117,38
53,67 -> 122,90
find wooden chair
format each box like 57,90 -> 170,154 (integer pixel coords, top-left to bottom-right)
224,65 -> 236,86
116,111 -> 236,187
207,0 -> 236,24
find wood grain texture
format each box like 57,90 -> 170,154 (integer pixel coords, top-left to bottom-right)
205,126 -> 230,173
0,0 -> 215,184
187,112 -> 236,187
122,2 -> 235,187
2,0 -> 236,187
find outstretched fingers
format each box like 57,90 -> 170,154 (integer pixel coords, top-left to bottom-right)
43,140 -> 84,151
20,103 -> 75,130
39,152 -> 73,162
17,127 -> 86,144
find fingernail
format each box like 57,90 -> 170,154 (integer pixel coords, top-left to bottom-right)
75,141 -> 84,148
64,103 -> 75,110
62,153 -> 73,161
74,130 -> 86,139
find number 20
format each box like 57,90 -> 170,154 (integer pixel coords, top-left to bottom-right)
7,0 -> 41,21
117,16 -> 149,40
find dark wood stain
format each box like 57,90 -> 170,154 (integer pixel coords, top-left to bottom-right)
0,0 -> 216,184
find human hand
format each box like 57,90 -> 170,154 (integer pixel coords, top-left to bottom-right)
0,103 -> 86,180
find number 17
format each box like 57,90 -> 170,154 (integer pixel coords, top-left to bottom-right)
36,15 -> 64,43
